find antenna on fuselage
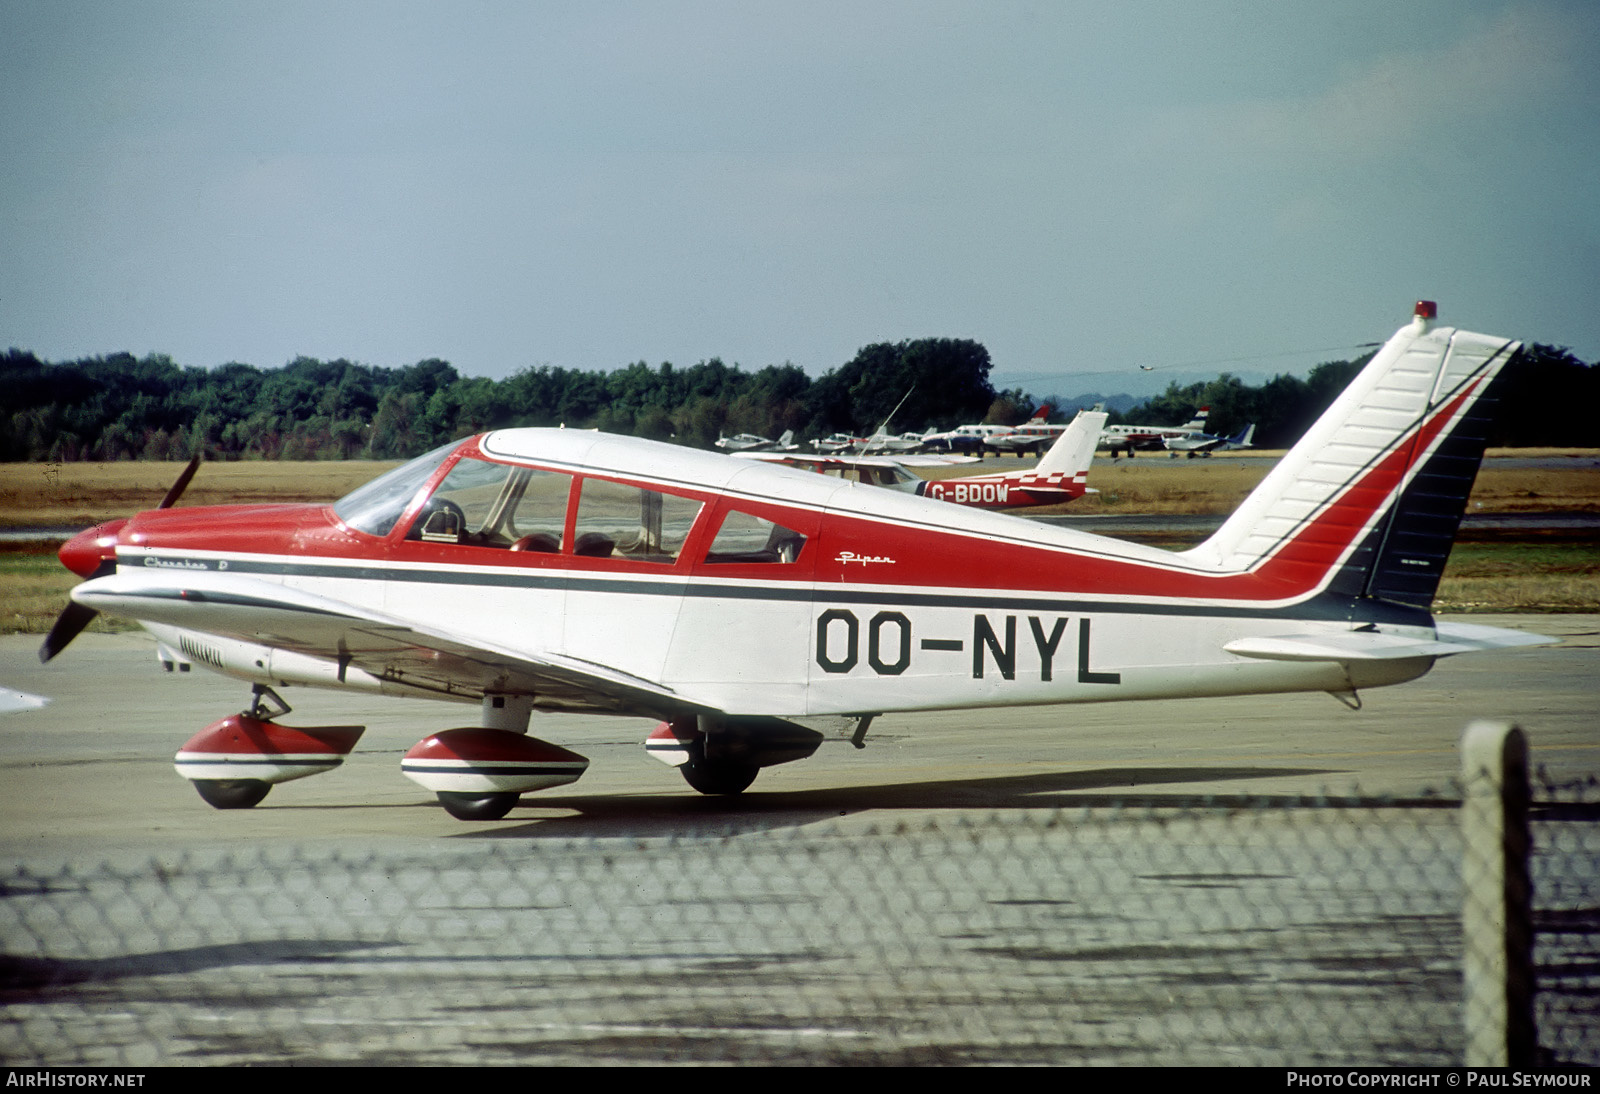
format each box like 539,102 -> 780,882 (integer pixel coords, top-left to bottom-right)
861,386 -> 915,453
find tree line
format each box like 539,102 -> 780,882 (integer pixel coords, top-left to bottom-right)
1123,343 -> 1599,450
1,339 -> 1593,462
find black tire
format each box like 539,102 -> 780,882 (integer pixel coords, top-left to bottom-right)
437,791 -> 520,821
680,753 -> 758,796
193,779 -> 271,810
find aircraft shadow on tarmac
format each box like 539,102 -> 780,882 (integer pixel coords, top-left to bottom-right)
449,763 -> 1409,839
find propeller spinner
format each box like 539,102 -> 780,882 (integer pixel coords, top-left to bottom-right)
38,456 -> 200,663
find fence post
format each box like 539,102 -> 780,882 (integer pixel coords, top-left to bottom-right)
1461,720 -> 1534,1066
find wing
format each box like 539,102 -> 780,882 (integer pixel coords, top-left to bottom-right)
71,570 -> 712,719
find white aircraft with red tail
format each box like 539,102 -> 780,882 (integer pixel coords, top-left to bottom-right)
736,407 -> 1106,511
40,303 -> 1546,820
918,406 -> 1106,508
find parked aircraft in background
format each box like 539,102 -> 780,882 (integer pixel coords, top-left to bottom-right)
1163,423 -> 1257,457
986,405 -> 1064,456
810,432 -> 864,454
1100,408 -> 1210,456
847,390 -> 928,456
918,408 -> 1107,508
856,433 -> 924,455
39,303 -> 1543,822
734,450 -> 978,492
715,431 -> 797,453
918,423 -> 1007,453
740,408 -> 1106,511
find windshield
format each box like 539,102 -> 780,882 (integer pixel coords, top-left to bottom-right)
334,442 -> 460,537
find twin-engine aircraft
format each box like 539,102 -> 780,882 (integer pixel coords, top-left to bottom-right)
1100,407 -> 1211,456
40,303 -> 1546,820
984,404 -> 1062,456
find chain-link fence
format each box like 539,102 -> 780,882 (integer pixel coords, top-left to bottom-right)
2,778 -> 1595,1066
1530,773 -> 1600,1068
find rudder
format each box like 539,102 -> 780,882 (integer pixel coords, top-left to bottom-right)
1184,302 -> 1520,611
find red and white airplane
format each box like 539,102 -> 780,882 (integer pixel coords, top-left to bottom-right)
917,407 -> 1106,508
39,303 -> 1545,820
737,407 -> 1107,511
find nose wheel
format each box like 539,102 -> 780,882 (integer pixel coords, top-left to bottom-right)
175,687 -> 366,810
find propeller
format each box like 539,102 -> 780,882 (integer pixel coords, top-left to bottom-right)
38,599 -> 105,664
157,454 -> 201,510
39,455 -> 201,663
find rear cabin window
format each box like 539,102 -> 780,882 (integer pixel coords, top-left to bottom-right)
703,510 -> 807,564
571,479 -> 703,564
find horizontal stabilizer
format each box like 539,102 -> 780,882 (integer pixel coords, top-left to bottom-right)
1224,623 -> 1551,663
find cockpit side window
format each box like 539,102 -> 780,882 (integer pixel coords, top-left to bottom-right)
405,457 -> 572,551
334,442 -> 459,538
703,510 -> 808,564
572,478 -> 703,563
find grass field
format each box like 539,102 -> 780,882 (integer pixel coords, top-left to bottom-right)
923,449 -> 1600,517
0,460 -> 397,528
3,452 -> 1597,633
1428,540 -> 1600,613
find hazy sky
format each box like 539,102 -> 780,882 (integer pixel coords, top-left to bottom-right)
3,0 -> 1596,395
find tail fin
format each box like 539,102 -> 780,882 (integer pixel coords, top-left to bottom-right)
1184,303 -> 1519,611
1035,409 -> 1109,476
1227,424 -> 1255,449
1027,404 -> 1051,424
1183,407 -> 1210,430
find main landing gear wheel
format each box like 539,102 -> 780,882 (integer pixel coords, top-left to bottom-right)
436,791 -> 520,821
193,779 -> 271,810
680,752 -> 758,796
